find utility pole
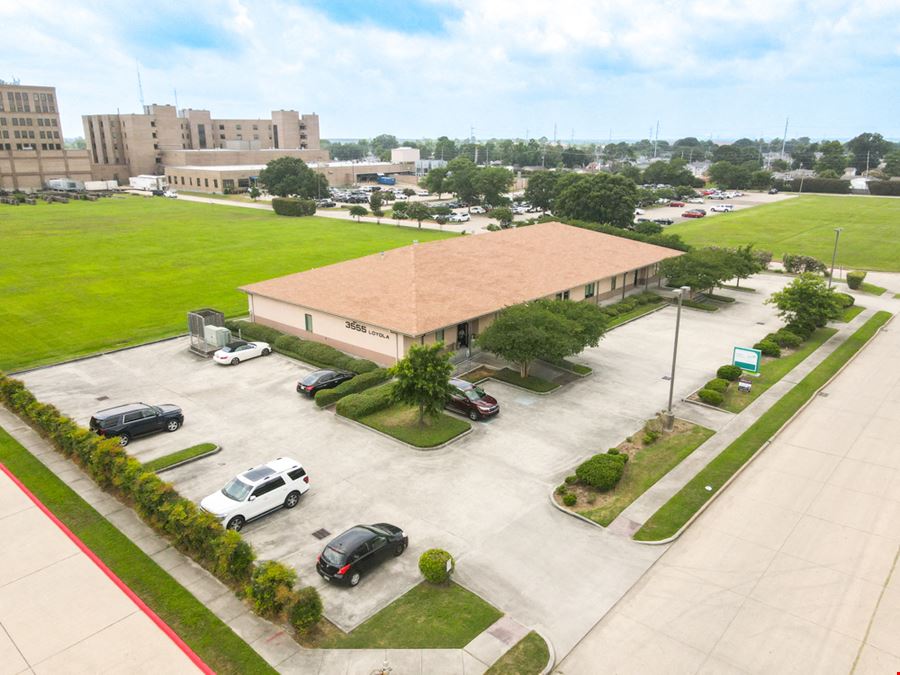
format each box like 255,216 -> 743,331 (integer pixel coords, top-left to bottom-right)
665,286 -> 692,430
780,117 -> 789,161
828,228 -> 843,288
865,150 -> 870,178
653,120 -> 659,158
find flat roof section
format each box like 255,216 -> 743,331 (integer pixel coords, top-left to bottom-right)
241,221 -> 682,336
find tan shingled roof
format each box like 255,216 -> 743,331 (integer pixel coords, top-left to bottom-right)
240,221 -> 682,336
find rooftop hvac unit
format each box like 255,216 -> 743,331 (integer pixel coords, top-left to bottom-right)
204,325 -> 232,348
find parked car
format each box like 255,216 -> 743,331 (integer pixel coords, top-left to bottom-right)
200,457 -> 310,531
470,206 -> 486,214
634,208 -> 645,215
448,212 -> 471,223
316,523 -> 408,587
687,198 -> 704,204
768,188 -> 779,194
446,378 -> 499,420
213,340 -> 271,366
297,369 -> 355,397
636,217 -> 652,223
710,204 -> 734,212
669,201 -> 685,207
89,402 -> 183,447
151,189 -> 165,197
416,189 -> 430,196
681,210 -> 706,218
163,190 -> 178,199
315,199 -> 336,207
652,217 -> 674,225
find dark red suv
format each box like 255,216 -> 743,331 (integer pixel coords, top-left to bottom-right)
446,378 -> 499,420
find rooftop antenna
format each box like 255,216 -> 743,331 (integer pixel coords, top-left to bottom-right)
136,62 -> 145,108
780,117 -> 789,161
173,87 -> 179,112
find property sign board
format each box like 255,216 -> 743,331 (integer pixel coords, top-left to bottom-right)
733,347 -> 762,373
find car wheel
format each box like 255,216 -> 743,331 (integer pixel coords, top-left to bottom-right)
226,516 -> 245,532
166,419 -> 181,432
468,410 -> 479,421
230,357 -> 240,365
262,348 -> 271,356
118,434 -> 130,447
284,491 -> 301,509
393,542 -> 406,557
349,571 -> 361,587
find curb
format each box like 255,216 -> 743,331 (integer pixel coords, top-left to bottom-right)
537,628 -> 557,675
536,359 -> 593,378
152,445 -> 222,474
333,412 -> 474,451
547,491 -> 608,531
458,372 -> 561,396
633,312 -> 895,546
681,396 -> 735,414
605,302 -> 670,331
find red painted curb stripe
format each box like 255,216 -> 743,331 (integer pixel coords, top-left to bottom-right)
0,462 -> 215,674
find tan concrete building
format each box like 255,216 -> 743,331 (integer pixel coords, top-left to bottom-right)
0,82 -> 92,190
83,104 -> 322,182
240,222 -> 681,365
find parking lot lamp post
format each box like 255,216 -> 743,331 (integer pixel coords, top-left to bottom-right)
828,227 -> 843,289
665,286 -> 691,430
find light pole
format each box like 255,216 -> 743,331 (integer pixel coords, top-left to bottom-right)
665,286 -> 691,430
828,227 -> 843,288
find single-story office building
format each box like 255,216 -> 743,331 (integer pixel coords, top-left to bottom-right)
239,221 -> 682,365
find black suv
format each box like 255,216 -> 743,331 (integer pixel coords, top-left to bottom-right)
297,370 -> 355,397
316,523 -> 408,587
89,402 -> 184,446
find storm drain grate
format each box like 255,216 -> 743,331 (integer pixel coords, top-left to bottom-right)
818,392 -> 830,397
661,375 -> 672,380
756,321 -> 766,325
312,528 -> 331,540
96,395 -> 109,401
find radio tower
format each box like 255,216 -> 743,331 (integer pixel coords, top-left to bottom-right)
136,63 -> 145,108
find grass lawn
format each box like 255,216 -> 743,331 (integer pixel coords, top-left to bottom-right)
359,404 -> 470,447
716,327 -> 837,413
720,284 -> 756,293
669,196 -> 900,272
569,422 -> 714,527
485,631 -> 550,675
144,442 -> 218,472
606,300 -> 667,328
634,311 -> 892,541
493,368 -> 560,392
542,358 -> 592,375
0,428 -> 274,674
0,198 -> 452,372
310,582 -> 502,649
840,305 -> 865,322
833,278 -> 888,296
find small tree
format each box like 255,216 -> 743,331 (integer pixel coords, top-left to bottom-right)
349,205 -> 368,221
369,192 -> 384,222
390,343 -> 454,425
661,248 -> 736,294
248,186 -> 261,200
403,188 -> 416,199
406,202 -> 432,229
381,190 -> 395,203
491,206 -> 514,229
421,167 -> 448,198
766,273 -> 843,333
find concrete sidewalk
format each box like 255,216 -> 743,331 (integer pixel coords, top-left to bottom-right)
558,314 -> 900,673
0,466 -> 204,674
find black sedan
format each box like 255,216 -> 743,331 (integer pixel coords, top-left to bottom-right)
316,523 -> 408,587
296,369 -> 354,397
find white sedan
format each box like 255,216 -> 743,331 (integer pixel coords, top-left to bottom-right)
710,204 -> 735,213
213,340 -> 272,365
470,206 -> 486,214
448,212 -> 471,223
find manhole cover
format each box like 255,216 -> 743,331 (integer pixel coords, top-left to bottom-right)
312,528 -> 330,540
96,395 -> 109,401
818,392 -> 830,397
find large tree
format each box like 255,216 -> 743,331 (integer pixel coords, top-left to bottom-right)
766,273 -> 843,333
884,150 -> 900,177
661,248 -> 737,294
814,141 -> 849,176
524,171 -> 559,212
536,299 -> 607,351
474,166 -> 514,206
708,161 -> 754,189
406,202 -> 431,228
390,343 -> 454,425
552,173 -> 638,228
845,132 -> 892,173
421,166 -> 449,197
257,157 -> 329,198
445,156 -> 479,204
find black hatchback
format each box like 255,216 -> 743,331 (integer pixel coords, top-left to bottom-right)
316,523 -> 408,587
296,370 -> 354,397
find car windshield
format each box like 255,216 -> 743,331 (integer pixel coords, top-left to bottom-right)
302,372 -> 331,385
221,478 -> 252,502
220,342 -> 246,353
322,546 -> 345,566
464,387 -> 487,401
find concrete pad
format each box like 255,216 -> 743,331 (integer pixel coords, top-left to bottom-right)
805,483 -> 900,539
756,442 -> 842,483
464,616 -> 528,665
864,583 -> 900,657
277,648 -> 326,674
249,629 -> 301,667
854,643 -> 900,674
462,650 -> 489,675
227,610 -> 274,645
777,407 -> 867,456
825,457 -> 896,497
0,627 -> 28,675
418,649 -> 466,675
846,432 -> 900,469
0,506 -> 79,587
0,476 -> 34,520
384,649 -> 424,673
699,490 -> 804,549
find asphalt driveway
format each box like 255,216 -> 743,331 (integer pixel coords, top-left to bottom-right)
18,273 -> 792,657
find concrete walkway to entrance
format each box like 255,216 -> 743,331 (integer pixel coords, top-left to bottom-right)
557,315 -> 900,674
0,464 -> 205,674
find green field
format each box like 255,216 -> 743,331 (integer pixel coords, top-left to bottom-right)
669,196 -> 900,272
0,198 -> 452,372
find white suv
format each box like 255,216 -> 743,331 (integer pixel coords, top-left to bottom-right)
200,457 -> 310,531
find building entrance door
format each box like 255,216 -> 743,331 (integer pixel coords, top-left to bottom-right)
456,322 -> 469,348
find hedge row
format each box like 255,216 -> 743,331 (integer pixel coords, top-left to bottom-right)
600,292 -> 660,318
866,181 -> 900,196
272,197 -> 316,216
226,320 -> 379,374
335,382 -> 396,420
773,178 -> 851,194
314,368 -> 392,407
0,375 -> 323,635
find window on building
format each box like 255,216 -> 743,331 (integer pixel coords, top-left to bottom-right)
37,118 -> 43,126
204,178 -> 209,187
0,117 -> 5,125
555,290 -> 570,300
39,131 -> 45,139
236,124 -> 241,130
585,282 -> 596,298
304,314 -> 313,332
189,177 -> 193,185
219,124 -> 224,130
237,178 -> 249,188
435,328 -> 445,343
180,176 -> 185,184
219,133 -> 225,139
213,179 -> 218,188
252,124 -> 258,130
11,118 -> 17,126
1,131 -> 7,139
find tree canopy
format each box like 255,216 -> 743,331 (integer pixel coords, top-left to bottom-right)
406,202 -> 431,228
421,167 -> 448,197
389,343 -> 454,425
661,248 -> 740,293
524,171 -> 559,211
766,273 -> 843,333
552,173 -> 637,228
257,157 -> 329,198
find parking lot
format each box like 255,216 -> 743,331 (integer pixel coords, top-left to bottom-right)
18,274 -> 793,657
642,190 -> 796,225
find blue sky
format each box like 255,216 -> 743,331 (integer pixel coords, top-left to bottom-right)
2,0 -> 898,142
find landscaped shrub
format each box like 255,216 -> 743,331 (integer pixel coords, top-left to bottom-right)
335,382 -> 395,419
314,368 -> 392,407
698,388 -> 724,406
785,322 -> 814,340
289,587 -> 323,634
419,549 -> 454,584
562,493 -> 577,506
782,254 -> 827,275
225,320 -> 282,345
642,430 -> 660,445
606,448 -> 628,463
773,329 -> 803,348
834,292 -> 855,308
272,197 -> 316,217
564,474 -> 578,484
704,378 -> 729,393
773,178 -> 850,194
867,181 -> 900,196
754,339 -> 781,357
247,560 -> 296,618
555,484 -> 568,495
717,364 -> 742,381
575,453 -> 626,491
847,271 -> 866,290
213,530 -> 256,584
